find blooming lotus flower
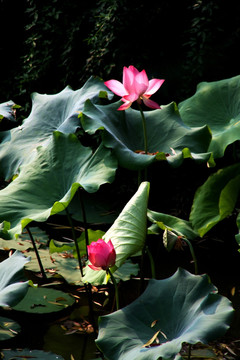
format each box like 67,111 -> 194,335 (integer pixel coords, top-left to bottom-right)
104,65 -> 165,110
87,239 -> 116,271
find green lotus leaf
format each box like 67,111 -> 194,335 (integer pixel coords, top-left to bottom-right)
67,187 -> 120,224
0,77 -> 112,180
49,229 -> 105,257
25,247 -> 82,285
0,250 -> 30,307
179,75 -> 240,158
80,100 -> 212,170
111,259 -> 139,283
147,209 -> 198,240
0,226 -> 49,252
0,316 -> 21,341
190,163 -> 240,237
96,268 -> 234,360
82,181 -> 150,285
0,132 -> 117,239
0,100 -> 16,122
1,349 -> 65,359
12,287 -> 75,313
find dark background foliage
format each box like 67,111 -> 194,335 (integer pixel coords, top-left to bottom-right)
1,0 -> 240,113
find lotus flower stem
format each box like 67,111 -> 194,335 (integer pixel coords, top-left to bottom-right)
146,247 -> 156,279
65,208 -> 98,337
188,344 -> 192,359
138,103 -> 148,154
26,226 -> 47,279
78,188 -> 89,254
184,238 -> 198,275
65,208 -> 84,277
107,268 -> 119,310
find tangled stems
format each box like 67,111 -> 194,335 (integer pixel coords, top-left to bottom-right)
107,268 -> 119,310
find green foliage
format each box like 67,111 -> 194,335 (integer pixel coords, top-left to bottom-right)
0,250 -> 30,307
96,268 -> 234,360
190,163 -> 240,237
13,287 -> 75,313
81,100 -> 212,170
83,181 -> 150,285
179,75 -> 240,158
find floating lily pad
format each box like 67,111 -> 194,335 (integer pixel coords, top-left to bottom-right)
0,316 -> 21,341
12,287 -> 75,314
1,349 -> 65,359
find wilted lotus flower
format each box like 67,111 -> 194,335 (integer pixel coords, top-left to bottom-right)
104,65 -> 165,110
87,239 -> 116,271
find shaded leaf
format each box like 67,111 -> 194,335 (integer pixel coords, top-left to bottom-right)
0,316 -> 21,341
147,209 -> 198,240
2,349 -> 65,359
179,75 -> 240,158
80,100 -> 212,170
190,163 -> 240,236
96,268 -> 234,360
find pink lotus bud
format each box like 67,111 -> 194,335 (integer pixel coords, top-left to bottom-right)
87,239 -> 116,271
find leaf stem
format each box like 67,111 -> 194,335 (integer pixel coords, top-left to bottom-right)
138,103 -> 148,154
65,208 -> 98,337
26,226 -> 47,279
78,188 -> 89,257
187,344 -> 192,360
65,208 -> 84,277
107,268 -> 119,310
184,238 -> 198,275
146,247 -> 156,279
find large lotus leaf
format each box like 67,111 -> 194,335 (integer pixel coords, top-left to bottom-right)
80,100 -> 212,170
179,75 -> 240,158
0,100 -> 16,122
0,77 -> 112,180
96,268 -> 234,360
82,181 -> 150,285
0,132 -> 117,239
190,163 -> 240,237
147,209 -> 198,240
0,250 -> 30,307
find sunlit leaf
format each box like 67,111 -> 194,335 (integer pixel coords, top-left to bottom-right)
0,250 -> 30,307
0,132 -> 117,239
0,77 -> 113,180
13,287 -> 75,313
82,182 -> 150,285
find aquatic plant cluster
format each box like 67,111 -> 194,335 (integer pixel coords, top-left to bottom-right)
0,67 -> 239,359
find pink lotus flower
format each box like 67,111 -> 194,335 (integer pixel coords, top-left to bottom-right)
104,65 -> 165,110
87,239 -> 116,271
